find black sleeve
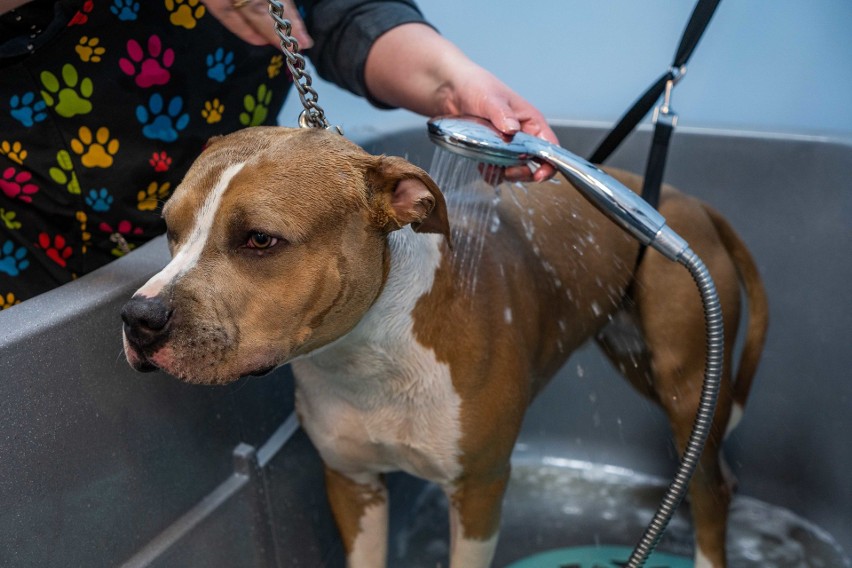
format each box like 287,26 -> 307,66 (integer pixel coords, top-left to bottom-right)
297,0 -> 435,108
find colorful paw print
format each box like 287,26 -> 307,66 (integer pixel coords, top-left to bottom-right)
68,0 -> 94,26
120,35 -> 174,88
0,141 -> 27,165
0,208 -> 22,230
201,98 -> 224,124
9,92 -> 48,127
0,292 -> 21,310
110,0 -> 140,21
48,150 -> 82,194
76,211 -> 92,254
137,181 -> 171,211
149,151 -> 172,172
85,188 -> 114,212
99,220 -> 143,257
36,233 -> 73,268
165,0 -> 206,30
70,127 -> 120,168
40,64 -> 94,118
240,84 -> 273,127
136,94 -> 189,142
0,240 -> 30,276
206,48 -> 235,83
75,36 -> 105,63
267,55 -> 284,79
0,167 -> 39,203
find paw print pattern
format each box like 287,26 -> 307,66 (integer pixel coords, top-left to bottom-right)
68,0 -> 94,26
70,127 -> 119,168
137,181 -> 171,211
40,64 -> 94,118
85,188 -> 114,212
75,36 -> 106,63
267,55 -> 284,79
136,94 -> 189,142
0,240 -> 30,276
0,292 -> 21,310
48,150 -> 82,194
206,48 -> 235,83
201,98 -> 224,124
165,0 -> 206,30
76,211 -> 92,254
37,233 -> 73,267
120,35 -> 175,88
149,151 -> 172,172
99,220 -> 143,257
0,208 -> 22,230
9,92 -> 48,127
0,141 -> 27,165
110,0 -> 140,21
239,84 -> 272,127
0,167 -> 39,203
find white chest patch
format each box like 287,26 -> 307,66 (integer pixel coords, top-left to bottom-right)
292,229 -> 464,484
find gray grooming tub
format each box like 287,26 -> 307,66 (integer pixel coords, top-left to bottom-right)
1,122 -> 849,567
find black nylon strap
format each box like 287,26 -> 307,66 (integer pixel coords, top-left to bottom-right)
632,120 -> 673,268
673,0 -> 722,67
640,120 -> 674,210
588,0 -> 721,165
588,72 -> 671,165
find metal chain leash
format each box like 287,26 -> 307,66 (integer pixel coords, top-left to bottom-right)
266,0 -> 342,133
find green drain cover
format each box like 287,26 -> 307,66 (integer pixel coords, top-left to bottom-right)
505,545 -> 692,568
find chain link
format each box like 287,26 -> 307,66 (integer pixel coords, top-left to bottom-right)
266,0 -> 341,133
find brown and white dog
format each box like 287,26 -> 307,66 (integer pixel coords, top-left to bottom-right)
122,126 -> 768,568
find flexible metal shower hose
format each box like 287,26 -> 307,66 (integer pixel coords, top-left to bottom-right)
626,248 -> 724,567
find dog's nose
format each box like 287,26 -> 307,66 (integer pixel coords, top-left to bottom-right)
122,296 -> 173,348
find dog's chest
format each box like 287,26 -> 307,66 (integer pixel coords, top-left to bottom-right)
292,344 -> 464,483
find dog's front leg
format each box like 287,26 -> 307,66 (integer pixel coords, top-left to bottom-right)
444,471 -> 510,567
324,467 -> 388,568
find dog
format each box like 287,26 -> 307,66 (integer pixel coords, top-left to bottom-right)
122,126 -> 768,568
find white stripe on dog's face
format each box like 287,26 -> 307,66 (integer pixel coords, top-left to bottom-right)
136,162 -> 245,299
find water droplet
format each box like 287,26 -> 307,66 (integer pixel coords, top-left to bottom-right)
591,301 -> 602,316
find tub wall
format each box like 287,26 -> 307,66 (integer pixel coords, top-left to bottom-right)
1,123 -> 849,566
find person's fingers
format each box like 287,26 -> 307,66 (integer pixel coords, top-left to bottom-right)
201,0 -> 313,48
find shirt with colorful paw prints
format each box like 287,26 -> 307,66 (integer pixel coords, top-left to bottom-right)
0,0 -> 295,309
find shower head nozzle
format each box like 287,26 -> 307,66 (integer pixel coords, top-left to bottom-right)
426,115 -> 690,262
427,116 -> 532,167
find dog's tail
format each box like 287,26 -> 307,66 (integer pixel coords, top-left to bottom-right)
703,204 -> 769,419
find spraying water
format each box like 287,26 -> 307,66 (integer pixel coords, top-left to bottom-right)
427,148 -> 506,298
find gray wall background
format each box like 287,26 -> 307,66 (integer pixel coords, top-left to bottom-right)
280,0 -> 852,140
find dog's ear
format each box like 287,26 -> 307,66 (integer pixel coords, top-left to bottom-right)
368,156 -> 452,247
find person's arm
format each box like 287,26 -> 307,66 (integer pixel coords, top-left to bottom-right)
364,23 -> 557,181
0,0 -> 33,15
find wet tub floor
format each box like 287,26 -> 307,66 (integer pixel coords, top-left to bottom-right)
390,456 -> 850,567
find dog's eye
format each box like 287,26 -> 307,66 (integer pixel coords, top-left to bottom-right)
246,231 -> 278,250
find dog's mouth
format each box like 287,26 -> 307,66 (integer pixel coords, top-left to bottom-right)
123,335 -> 280,383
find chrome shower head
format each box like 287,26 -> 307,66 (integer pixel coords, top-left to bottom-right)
427,116 -> 532,167
426,115 -> 689,262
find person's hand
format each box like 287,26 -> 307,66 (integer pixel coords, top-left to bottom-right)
200,0 -> 312,48
445,66 -> 559,183
364,24 -> 557,182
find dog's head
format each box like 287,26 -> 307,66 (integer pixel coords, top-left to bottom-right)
122,126 -> 449,384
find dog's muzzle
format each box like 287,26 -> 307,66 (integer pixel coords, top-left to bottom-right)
122,296 -> 172,371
